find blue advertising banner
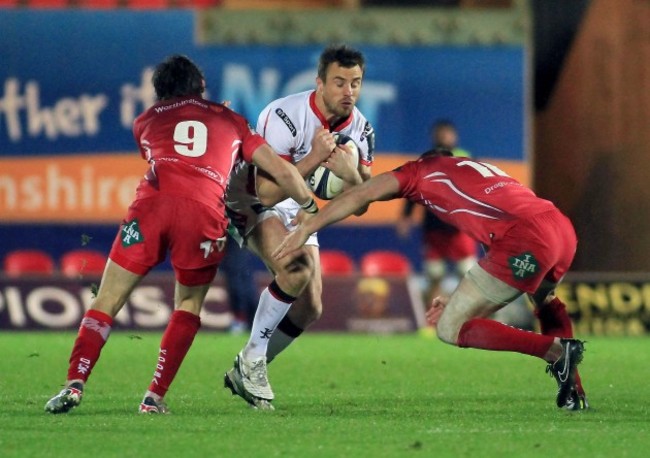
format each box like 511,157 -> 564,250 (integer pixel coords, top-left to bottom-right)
0,10 -> 527,270
0,10 -> 526,159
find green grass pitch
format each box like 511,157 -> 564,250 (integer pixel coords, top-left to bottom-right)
0,332 -> 648,457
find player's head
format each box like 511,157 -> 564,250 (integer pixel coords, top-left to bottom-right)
152,55 -> 205,101
316,45 -> 365,119
431,119 -> 458,149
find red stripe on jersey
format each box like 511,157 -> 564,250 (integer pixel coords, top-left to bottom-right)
359,158 -> 373,166
262,109 -> 272,138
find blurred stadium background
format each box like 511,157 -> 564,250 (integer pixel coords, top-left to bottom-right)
1,0 -> 649,336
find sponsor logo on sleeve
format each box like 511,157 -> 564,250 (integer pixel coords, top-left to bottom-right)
275,108 -> 297,137
121,219 -> 144,247
508,251 -> 539,280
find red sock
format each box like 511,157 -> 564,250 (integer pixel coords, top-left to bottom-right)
457,318 -> 555,360
147,310 -> 201,398
67,309 -> 113,382
535,298 -> 585,394
535,297 -> 574,337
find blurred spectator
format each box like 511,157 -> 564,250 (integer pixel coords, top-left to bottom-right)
221,235 -> 259,333
396,119 -> 477,304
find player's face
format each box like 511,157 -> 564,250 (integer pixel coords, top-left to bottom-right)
317,62 -> 363,120
434,127 -> 458,149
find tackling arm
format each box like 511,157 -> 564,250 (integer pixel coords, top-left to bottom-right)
251,144 -> 316,211
255,127 -> 336,207
273,172 -> 401,260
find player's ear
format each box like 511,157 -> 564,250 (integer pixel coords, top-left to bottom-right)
316,77 -> 324,93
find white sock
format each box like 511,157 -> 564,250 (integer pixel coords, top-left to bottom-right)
243,282 -> 294,360
144,390 -> 163,402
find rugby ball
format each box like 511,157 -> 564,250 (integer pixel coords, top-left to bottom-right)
308,133 -> 360,200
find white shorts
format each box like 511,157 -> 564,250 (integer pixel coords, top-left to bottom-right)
226,162 -> 318,248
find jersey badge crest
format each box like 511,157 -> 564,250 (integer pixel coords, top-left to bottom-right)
508,251 -> 539,280
121,219 -> 144,248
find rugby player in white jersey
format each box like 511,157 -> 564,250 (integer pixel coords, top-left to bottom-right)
224,45 -> 375,409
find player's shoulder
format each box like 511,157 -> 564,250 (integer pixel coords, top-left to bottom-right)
138,96 -> 217,119
351,105 -> 370,124
412,154 -> 460,174
259,91 -> 313,137
263,90 -> 312,115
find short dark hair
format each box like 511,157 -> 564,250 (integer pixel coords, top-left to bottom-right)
317,45 -> 365,81
152,55 -> 205,101
421,147 -> 454,159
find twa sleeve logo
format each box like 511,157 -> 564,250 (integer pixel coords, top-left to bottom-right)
508,251 -> 539,280
121,219 -> 144,248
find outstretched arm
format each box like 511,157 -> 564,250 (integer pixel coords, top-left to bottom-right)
273,172 -> 401,260
324,146 -> 372,216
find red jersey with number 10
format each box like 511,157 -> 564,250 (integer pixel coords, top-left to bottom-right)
391,156 -> 557,247
132,96 -> 266,216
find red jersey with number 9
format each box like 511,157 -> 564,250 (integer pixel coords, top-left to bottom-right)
391,156 -> 557,247
132,96 -> 266,217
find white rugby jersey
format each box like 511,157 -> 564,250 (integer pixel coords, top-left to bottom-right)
226,90 -> 375,238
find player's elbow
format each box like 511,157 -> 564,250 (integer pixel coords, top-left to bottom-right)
347,186 -> 374,215
353,204 -> 369,217
256,175 -> 285,207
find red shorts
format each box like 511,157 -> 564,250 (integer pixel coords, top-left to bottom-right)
423,229 -> 476,261
478,209 -> 577,294
109,195 -> 227,286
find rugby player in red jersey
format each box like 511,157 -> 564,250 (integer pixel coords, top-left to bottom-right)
44,55 -> 319,415
274,148 -> 588,410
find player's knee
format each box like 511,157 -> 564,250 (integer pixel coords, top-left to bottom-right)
436,324 -> 458,345
435,313 -> 462,345
276,252 -> 314,294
